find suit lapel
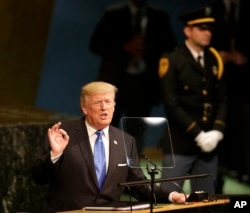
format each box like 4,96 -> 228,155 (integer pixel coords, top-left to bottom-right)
105,127 -> 126,181
107,129 -> 120,173
76,119 -> 99,188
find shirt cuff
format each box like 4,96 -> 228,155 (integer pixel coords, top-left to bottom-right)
168,191 -> 178,203
50,152 -> 62,164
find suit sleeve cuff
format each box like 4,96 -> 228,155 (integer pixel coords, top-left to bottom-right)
50,151 -> 62,164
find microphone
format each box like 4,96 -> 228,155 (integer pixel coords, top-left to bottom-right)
140,153 -> 188,202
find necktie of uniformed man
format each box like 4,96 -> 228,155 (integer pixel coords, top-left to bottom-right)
197,55 -> 203,67
94,130 -> 106,189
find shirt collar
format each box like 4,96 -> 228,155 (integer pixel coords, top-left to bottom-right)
185,40 -> 204,59
85,120 -> 109,137
128,0 -> 147,16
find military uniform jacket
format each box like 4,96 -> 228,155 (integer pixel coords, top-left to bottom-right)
159,43 -> 227,155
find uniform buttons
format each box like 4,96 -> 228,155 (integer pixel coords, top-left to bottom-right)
184,85 -> 189,90
202,78 -> 206,82
202,90 -> 207,95
203,116 -> 207,122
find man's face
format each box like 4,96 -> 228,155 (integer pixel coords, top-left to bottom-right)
185,24 -> 212,48
81,92 -> 115,130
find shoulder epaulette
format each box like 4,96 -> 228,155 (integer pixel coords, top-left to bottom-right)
158,57 -> 169,78
209,47 -> 224,80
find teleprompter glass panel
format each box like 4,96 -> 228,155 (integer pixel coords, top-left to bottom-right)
120,117 -> 175,169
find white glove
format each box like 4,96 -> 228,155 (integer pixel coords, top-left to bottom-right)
195,131 -> 214,152
205,130 -> 224,142
194,131 -> 205,145
195,130 -> 223,153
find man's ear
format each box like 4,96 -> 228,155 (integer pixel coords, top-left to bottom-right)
80,104 -> 87,115
183,26 -> 191,37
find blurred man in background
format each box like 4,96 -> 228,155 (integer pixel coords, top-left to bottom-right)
89,0 -> 177,153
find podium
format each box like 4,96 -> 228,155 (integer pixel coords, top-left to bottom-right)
0,100 -> 79,212
57,199 -> 229,213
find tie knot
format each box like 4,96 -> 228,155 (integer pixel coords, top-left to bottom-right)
96,130 -> 103,138
197,55 -> 203,67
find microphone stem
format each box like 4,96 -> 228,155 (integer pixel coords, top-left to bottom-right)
146,164 -> 158,213
141,153 -> 188,202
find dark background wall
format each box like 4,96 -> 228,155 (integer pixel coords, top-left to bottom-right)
0,0 -> 209,117
35,0 -> 209,117
0,0 -> 54,106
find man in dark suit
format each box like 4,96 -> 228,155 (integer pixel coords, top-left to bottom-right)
158,6 -> 227,194
89,0 -> 177,151
32,81 -> 186,213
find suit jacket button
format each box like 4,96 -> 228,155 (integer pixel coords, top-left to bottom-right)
202,116 -> 208,122
202,90 -> 207,95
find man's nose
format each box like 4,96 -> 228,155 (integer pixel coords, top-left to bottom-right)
100,101 -> 107,108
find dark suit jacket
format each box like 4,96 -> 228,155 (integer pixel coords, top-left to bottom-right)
32,117 -> 170,212
89,2 -> 177,106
